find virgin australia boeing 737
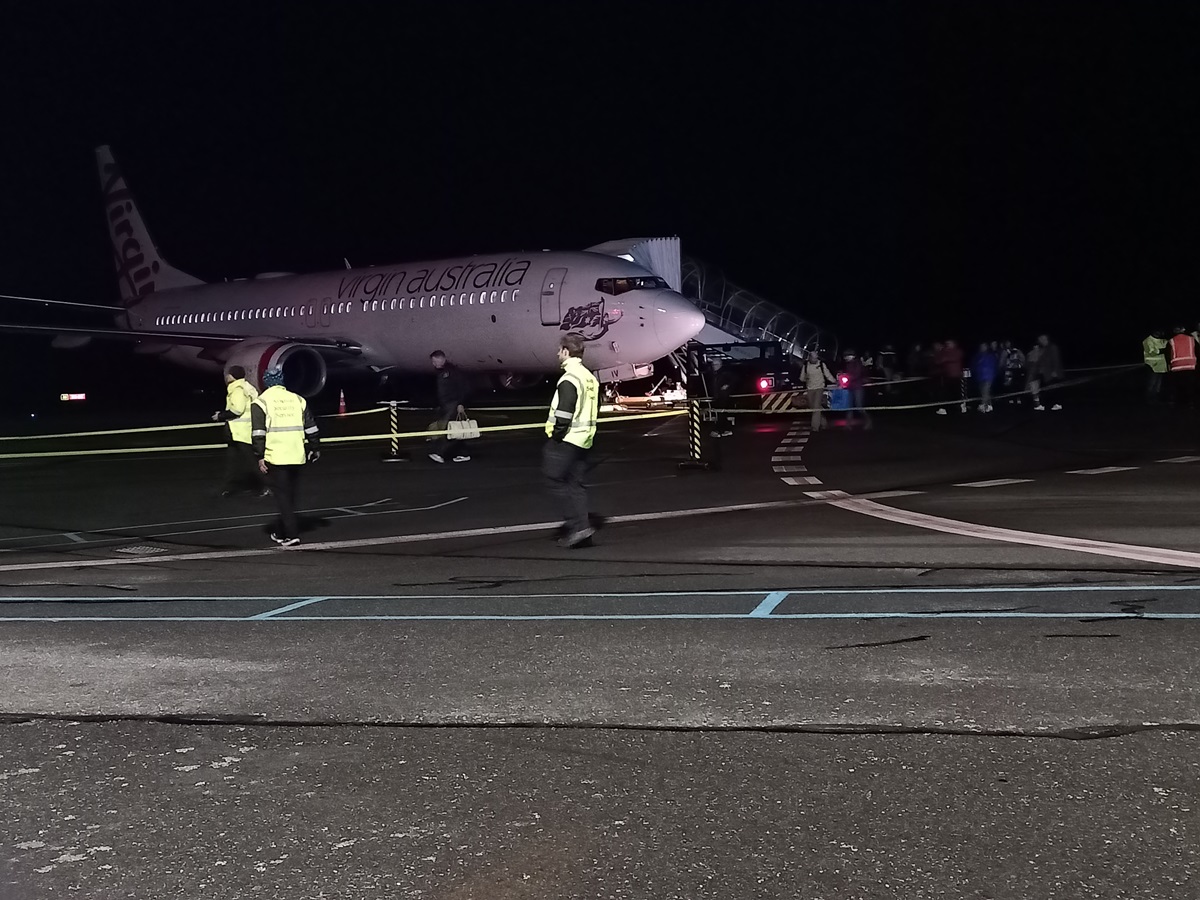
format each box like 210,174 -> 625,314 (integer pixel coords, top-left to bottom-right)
0,146 -> 704,395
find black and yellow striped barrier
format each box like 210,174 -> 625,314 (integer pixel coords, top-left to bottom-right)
760,390 -> 800,411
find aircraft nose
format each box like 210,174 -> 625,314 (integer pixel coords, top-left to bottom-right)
653,292 -> 705,350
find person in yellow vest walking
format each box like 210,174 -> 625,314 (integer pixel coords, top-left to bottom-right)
251,368 -> 320,547
212,365 -> 268,498
1168,326 -> 1196,408
1142,330 -> 1168,404
544,332 -> 600,548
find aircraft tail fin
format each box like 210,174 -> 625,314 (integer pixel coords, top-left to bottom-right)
95,145 -> 204,305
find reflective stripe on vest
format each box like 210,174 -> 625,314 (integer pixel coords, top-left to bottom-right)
254,386 -> 308,465
226,379 -> 258,444
544,360 -> 599,449
1170,334 -> 1196,371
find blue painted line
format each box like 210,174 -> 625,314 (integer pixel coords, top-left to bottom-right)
3,611 -> 1200,623
1,584 -> 1200,604
248,597 -> 329,620
749,591 -> 790,617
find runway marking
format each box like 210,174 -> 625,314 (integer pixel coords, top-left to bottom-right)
0,498 -> 811,573
5,611 -> 1200,623
782,476 -> 822,486
954,478 -> 1035,488
1066,466 -> 1139,475
6,583 -> 1200,603
0,498 -> 468,554
1157,456 -> 1200,463
249,597 -> 330,619
749,591 -> 790,616
771,455 -> 805,462
772,465 -> 807,473
821,490 -> 1200,569
63,533 -> 86,544
0,497 -> 400,547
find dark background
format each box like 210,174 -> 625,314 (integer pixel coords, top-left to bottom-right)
2,0 -> 1199,411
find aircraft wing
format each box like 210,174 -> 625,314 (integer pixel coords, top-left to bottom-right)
0,323 -> 363,355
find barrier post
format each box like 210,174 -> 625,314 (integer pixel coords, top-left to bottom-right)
678,345 -> 716,470
381,400 -> 410,463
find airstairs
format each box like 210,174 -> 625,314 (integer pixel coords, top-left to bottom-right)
585,237 -> 836,362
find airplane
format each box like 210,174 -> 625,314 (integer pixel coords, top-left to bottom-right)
0,146 -> 705,396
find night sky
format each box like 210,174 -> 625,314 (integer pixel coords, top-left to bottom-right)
4,0 -> 1200,402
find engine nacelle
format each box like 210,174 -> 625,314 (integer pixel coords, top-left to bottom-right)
223,340 -> 328,397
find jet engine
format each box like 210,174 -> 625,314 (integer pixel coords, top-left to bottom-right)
223,340 -> 328,397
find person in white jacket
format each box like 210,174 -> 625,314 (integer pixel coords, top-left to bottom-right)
801,350 -> 835,431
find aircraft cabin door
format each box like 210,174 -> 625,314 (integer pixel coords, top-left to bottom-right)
540,267 -> 567,326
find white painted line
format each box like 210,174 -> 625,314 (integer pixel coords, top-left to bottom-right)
771,456 -> 805,462
1157,456 -> 1200,463
0,497 -> 470,554
823,490 -> 1200,569
1066,466 -> 1139,475
862,490 -> 925,500
772,465 -> 807,473
63,533 -> 86,544
803,490 -> 843,500
954,478 -> 1035,488
0,498 -> 815,573
782,476 -> 822,486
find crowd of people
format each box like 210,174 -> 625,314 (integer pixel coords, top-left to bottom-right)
800,335 -> 1066,429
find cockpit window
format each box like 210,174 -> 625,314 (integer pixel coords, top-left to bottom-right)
595,275 -> 671,295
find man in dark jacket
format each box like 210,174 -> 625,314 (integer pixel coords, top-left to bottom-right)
429,350 -> 472,463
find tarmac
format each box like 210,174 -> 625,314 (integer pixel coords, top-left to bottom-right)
1,382 -> 1198,898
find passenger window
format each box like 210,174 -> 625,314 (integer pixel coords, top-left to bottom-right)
513,289 -> 520,302
500,290 -> 507,302
490,291 -> 497,303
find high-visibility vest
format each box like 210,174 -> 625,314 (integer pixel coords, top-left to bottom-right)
545,357 -> 599,449
253,386 -> 309,465
1142,336 -> 1168,373
225,378 -> 258,444
1169,333 -> 1196,371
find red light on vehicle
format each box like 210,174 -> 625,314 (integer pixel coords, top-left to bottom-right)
838,374 -> 849,387
757,377 -> 774,392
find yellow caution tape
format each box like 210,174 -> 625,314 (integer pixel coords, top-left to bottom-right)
0,410 -> 685,460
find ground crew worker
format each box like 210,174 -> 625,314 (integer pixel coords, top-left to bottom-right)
709,358 -> 735,437
251,368 -> 320,547
212,365 -> 267,498
543,332 -> 600,549
1143,330 -> 1168,404
1168,326 -> 1196,408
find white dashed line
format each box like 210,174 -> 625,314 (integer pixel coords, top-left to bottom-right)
772,465 -> 807,473
781,476 -> 822,486
1066,466 -> 1139,475
771,456 -> 805,462
1157,456 -> 1200,463
954,478 -> 1035,488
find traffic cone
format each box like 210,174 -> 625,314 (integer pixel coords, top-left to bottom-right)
338,389 -> 347,417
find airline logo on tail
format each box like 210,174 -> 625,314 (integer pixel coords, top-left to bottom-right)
95,146 -> 176,305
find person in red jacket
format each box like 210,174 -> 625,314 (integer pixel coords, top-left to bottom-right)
935,339 -> 966,415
